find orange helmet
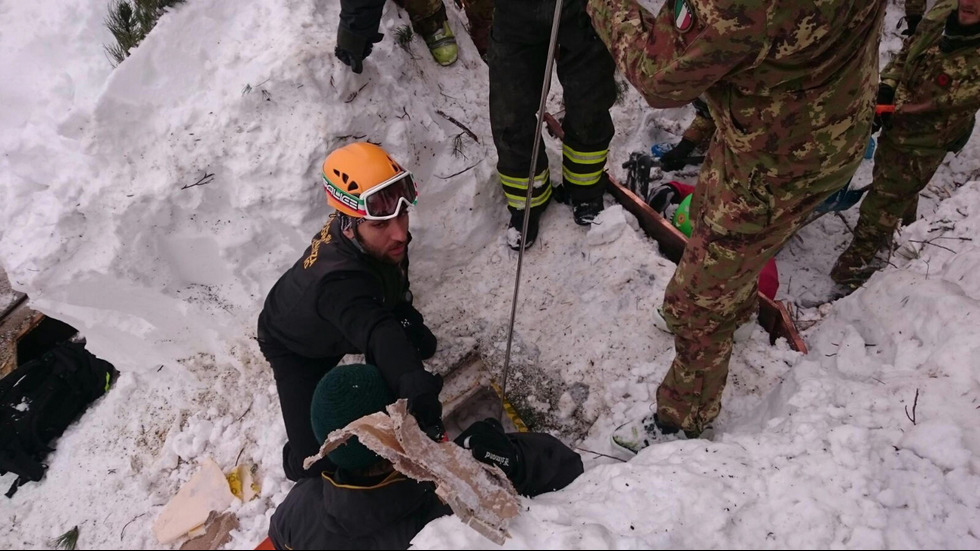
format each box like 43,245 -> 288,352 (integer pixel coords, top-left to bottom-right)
321,143 -> 418,219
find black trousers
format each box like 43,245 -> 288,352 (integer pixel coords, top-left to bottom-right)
260,338 -> 343,481
488,0 -> 617,206
260,321 -> 436,481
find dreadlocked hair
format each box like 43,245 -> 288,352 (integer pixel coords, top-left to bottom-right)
336,213 -> 362,232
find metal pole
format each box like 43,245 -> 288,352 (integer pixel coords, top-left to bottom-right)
498,0 -> 565,421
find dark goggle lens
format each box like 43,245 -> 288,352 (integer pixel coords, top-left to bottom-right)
365,174 -> 418,218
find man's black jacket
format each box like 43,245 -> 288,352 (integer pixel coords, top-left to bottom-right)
268,432 -> 584,550
257,215 -> 435,402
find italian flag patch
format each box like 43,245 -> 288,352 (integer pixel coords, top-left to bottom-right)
674,0 -> 694,32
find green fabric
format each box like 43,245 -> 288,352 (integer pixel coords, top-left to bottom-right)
311,364 -> 394,471
673,194 -> 693,237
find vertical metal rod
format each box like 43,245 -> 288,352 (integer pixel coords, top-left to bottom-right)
498,0 -> 565,421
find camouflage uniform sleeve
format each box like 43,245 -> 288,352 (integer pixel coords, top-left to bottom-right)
905,0 -> 926,18
883,0 -> 953,87
586,0 -> 767,108
681,111 -> 716,145
881,37 -> 912,88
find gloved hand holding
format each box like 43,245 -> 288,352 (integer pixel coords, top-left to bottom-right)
393,302 -> 437,360
335,26 -> 382,74
659,138 -> 697,172
873,83 -> 896,132
901,14 -> 922,36
412,392 -> 447,442
400,370 -> 446,442
454,418 -> 521,477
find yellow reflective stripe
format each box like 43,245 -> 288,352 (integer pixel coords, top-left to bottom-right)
561,166 -> 603,186
499,169 -> 549,189
562,144 -> 608,164
505,186 -> 552,209
322,470 -> 406,490
490,383 -> 529,433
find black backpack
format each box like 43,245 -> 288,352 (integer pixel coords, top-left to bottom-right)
0,341 -> 118,497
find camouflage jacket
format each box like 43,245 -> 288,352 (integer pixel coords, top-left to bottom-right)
881,0 -> 980,153
587,0 -> 886,180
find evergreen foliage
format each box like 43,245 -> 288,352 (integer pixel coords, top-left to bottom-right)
53,526 -> 79,551
104,0 -> 186,66
394,25 -> 415,50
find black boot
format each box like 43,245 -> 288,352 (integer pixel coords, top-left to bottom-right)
572,197 -> 604,226
507,205 -> 544,251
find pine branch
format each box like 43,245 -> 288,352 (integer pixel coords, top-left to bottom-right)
104,1 -> 139,65
394,25 -> 414,50
53,526 -> 79,551
435,110 -> 479,143
103,0 -> 186,67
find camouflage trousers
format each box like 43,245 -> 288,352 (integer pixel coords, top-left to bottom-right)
831,136 -> 947,288
392,0 -> 447,36
393,0 -> 494,50
658,137 -> 860,435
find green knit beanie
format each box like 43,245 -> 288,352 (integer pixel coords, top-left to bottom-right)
311,363 -> 395,471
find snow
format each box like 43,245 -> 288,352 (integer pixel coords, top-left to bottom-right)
1,0 -> 978,549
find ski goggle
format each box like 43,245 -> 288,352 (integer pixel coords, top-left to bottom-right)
323,170 -> 419,220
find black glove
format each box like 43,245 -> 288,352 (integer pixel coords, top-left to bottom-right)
393,302 -> 437,360
400,370 -> 445,441
412,392 -> 447,442
901,14 -> 922,36
872,84 -> 895,132
335,26 -> 382,74
455,418 -> 521,477
659,138 -> 697,172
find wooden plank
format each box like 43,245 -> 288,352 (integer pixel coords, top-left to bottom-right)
604,173 -> 688,263
0,292 -> 27,324
544,113 -> 808,354
1,303 -> 45,378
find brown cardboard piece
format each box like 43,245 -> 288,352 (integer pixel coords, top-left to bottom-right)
304,400 -> 520,545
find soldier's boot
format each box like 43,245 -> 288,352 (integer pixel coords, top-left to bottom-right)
830,247 -> 880,292
423,22 -> 458,66
611,413 -> 697,454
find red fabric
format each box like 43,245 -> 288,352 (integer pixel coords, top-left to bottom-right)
667,180 -> 696,197
758,258 -> 779,300
669,181 -> 780,299
255,536 -> 275,550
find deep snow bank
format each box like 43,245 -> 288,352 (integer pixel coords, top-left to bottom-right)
0,0 -> 502,370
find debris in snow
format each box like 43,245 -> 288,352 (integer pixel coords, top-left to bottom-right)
152,457 -> 236,544
178,511 -> 239,551
304,400 -> 520,544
